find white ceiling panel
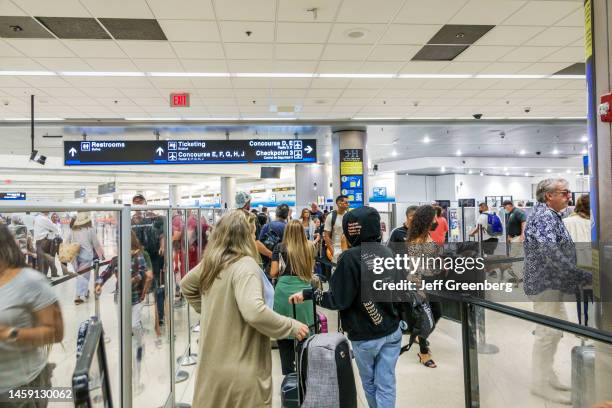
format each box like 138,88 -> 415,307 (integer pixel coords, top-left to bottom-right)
306,88 -> 344,97
525,26 -> 584,47
438,62 -> 488,74
224,43 -> 274,60
385,78 -> 428,89
16,0 -> 91,17
117,41 -> 177,59
455,45 -> 514,62
0,40 -> 23,57
477,62 -> 531,74
146,0 -> 214,19
148,77 -> 193,88
346,78 -> 390,89
336,0 -> 403,23
420,78 -> 465,90
309,78 -> 351,88
20,75 -> 73,88
269,78 -> 312,88
1,57 -> 44,70
86,58 -> 139,71
35,57 -> 92,71
540,47 -> 583,63
2,87 -> 44,97
231,77 -> 270,88
39,87 -> 85,97
335,97 -> 371,106
0,1 -> 27,15
454,78 -> 500,89
270,88 -> 305,97
316,60 -> 362,73
80,87 -> 125,97
79,0 -> 155,18
499,46 -> 558,62
190,77 -> 233,88
179,59 -> 228,71
380,24 -> 441,45
273,60 -> 318,72
451,0 -> 525,25
476,26 -> 545,46
359,61 -> 404,73
555,7 -> 583,27
399,61 -> 448,74
368,44 -> 419,61
96,97 -> 136,106
502,1 -> 580,26
276,0 -> 341,22
394,0 -> 467,24
121,88 -> 161,97
220,21 -> 275,42
274,43 -> 324,60
133,58 -> 185,71
4,39 -> 75,58
519,62 -> 571,75
276,22 -> 332,43
171,42 -> 225,59
159,20 -> 220,42
321,44 -> 372,60
64,40 -> 128,59
227,59 -> 274,72
214,0 -> 275,21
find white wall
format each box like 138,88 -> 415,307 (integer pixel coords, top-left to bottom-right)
455,174 -> 534,202
434,174 -> 456,201
395,174 -> 436,203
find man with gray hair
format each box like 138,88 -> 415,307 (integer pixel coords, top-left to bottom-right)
524,178 -> 591,404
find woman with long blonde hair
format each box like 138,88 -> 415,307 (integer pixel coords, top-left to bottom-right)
270,219 -> 316,375
180,210 -> 308,408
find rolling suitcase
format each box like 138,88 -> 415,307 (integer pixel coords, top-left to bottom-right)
571,342 -> 595,408
281,301 -> 317,408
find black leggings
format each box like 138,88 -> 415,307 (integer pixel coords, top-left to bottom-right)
277,339 -> 296,375
420,301 -> 442,354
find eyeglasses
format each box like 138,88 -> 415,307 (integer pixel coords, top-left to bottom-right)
553,189 -> 572,196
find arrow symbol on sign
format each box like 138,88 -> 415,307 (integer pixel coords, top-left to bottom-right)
156,147 -> 164,156
305,145 -> 313,154
69,147 -> 77,157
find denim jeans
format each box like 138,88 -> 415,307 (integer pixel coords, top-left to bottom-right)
351,325 -> 402,408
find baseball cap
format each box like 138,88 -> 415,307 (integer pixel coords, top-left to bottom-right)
235,191 -> 252,209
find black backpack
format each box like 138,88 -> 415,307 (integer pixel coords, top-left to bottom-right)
261,227 -> 281,252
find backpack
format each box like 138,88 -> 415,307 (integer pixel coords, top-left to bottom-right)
486,213 -> 504,236
261,223 -> 282,252
397,292 -> 437,355
134,217 -> 163,257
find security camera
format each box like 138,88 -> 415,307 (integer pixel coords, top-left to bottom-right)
373,164 -> 379,171
524,107 -> 531,113
473,113 -> 483,120
29,150 -> 46,165
535,151 -> 541,155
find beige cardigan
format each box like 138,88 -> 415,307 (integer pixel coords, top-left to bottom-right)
181,256 -> 300,408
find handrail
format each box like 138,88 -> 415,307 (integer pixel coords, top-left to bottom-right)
50,259 -> 112,286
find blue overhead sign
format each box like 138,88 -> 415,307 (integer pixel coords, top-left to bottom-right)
0,192 -> 26,200
64,139 -> 317,166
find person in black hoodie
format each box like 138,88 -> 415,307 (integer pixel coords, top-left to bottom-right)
289,206 -> 401,408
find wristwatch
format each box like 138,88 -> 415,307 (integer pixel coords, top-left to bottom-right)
4,327 -> 19,343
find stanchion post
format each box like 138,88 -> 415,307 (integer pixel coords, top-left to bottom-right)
119,206 -> 133,408
178,210 -> 197,367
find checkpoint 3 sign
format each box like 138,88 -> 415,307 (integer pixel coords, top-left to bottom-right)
64,139 -> 317,166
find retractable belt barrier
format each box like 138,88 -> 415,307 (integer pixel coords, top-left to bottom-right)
50,259 -> 112,287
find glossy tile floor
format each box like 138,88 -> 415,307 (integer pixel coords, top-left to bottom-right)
37,262 -> 607,408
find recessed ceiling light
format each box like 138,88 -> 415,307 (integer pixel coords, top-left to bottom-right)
440,166 -> 446,172
468,169 -> 473,174
552,148 -> 560,155
392,150 -> 398,157
546,169 -> 552,173
479,171 -> 484,176
524,172 -> 529,176
345,28 -> 368,39
456,150 -> 462,156
581,148 -> 587,154
325,151 -> 330,157
503,167 -> 508,171
423,136 -> 431,143
566,169 -> 571,174
519,149 -> 526,155
580,135 -> 588,142
505,172 -> 510,176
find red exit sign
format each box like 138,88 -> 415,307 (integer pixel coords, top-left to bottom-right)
170,92 -> 190,107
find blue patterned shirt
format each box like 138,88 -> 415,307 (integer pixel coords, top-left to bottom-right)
523,202 -> 591,295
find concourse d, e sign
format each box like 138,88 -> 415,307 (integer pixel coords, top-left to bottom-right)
63,139 -> 317,166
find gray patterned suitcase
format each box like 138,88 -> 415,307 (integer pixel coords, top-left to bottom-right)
571,343 -> 595,408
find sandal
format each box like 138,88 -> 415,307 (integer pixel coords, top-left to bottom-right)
418,353 -> 437,368
74,298 -> 84,305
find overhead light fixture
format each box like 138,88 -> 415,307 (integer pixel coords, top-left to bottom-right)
319,73 -> 395,79
505,172 -> 510,176
352,117 -> 401,120
503,167 -> 508,171
60,71 -> 146,77
547,169 -> 552,173
125,117 -> 182,121
468,169 -> 473,174
524,172 -> 529,176
391,150 -> 398,157
149,72 -> 230,77
440,166 -> 446,172
456,150 -> 462,156
474,74 -> 547,79
0,70 -> 56,76
325,151 -> 331,157
519,149 -> 526,155
234,72 -> 314,78
581,148 -> 588,154
479,171 -> 484,177
423,136 -> 431,143
580,135 -> 588,142
566,169 -> 571,174
398,74 -> 472,79
552,148 -> 560,155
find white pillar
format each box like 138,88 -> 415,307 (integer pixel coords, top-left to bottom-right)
295,164 -> 330,211
169,185 -> 180,206
220,177 -> 236,211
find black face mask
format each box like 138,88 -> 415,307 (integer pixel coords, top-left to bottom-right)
430,221 -> 439,231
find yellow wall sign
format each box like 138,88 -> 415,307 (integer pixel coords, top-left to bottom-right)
585,0 -> 592,60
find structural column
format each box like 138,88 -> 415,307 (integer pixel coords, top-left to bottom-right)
295,164 -> 331,211
220,176 -> 236,211
332,129 -> 368,208
586,0 -> 612,402
169,185 -> 180,206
